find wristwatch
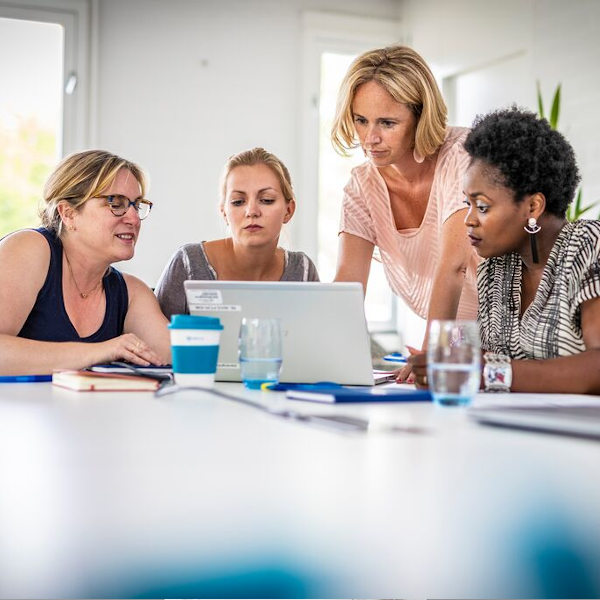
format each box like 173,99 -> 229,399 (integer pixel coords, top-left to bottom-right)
483,352 -> 512,392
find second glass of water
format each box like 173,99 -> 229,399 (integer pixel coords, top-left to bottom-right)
427,320 -> 480,406
238,317 -> 282,389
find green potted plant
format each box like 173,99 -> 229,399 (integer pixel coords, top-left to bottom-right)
537,82 -> 600,220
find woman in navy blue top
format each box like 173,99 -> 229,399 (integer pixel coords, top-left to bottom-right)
0,150 -> 170,375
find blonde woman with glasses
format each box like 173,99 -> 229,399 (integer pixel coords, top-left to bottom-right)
156,147 -> 319,319
0,150 -> 170,375
332,46 -> 480,377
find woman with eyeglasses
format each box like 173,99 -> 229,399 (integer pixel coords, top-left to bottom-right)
155,147 -> 319,319
0,149 -> 171,375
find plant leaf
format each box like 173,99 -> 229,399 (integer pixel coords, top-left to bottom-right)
569,188 -> 600,220
549,84 -> 561,129
575,187 -> 583,213
566,205 -> 574,222
577,204 -> 596,218
536,80 -> 545,119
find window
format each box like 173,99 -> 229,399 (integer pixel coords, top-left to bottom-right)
443,50 -> 531,127
0,17 -> 63,237
317,51 -> 395,329
0,0 -> 89,238
299,11 -> 400,331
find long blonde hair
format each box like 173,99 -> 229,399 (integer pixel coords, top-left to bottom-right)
41,149 -> 146,235
331,45 -> 447,159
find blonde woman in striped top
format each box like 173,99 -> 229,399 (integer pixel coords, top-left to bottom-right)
331,46 -> 480,375
410,107 -> 600,394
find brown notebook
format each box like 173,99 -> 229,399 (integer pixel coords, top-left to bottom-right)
52,370 -> 161,392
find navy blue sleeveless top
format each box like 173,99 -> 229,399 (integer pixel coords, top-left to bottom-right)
18,228 -> 129,342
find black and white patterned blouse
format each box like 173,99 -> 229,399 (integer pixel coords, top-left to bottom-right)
478,220 -> 600,359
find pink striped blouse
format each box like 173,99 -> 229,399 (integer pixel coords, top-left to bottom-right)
339,126 -> 479,320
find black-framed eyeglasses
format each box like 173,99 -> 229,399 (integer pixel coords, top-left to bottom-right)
98,194 -> 153,220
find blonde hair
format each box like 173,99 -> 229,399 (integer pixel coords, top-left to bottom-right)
41,149 -> 146,235
331,45 -> 447,159
219,147 -> 294,207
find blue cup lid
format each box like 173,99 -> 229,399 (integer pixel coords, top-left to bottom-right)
168,314 -> 223,330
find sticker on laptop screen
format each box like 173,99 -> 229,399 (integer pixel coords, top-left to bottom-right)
189,304 -> 241,312
187,289 -> 222,304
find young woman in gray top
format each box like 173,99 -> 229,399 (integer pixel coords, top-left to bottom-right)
155,147 -> 319,318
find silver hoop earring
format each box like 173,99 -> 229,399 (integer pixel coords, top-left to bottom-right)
524,217 -> 541,263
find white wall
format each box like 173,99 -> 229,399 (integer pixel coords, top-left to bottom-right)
93,0 -> 600,289
402,0 -> 600,213
533,0 -> 600,214
93,0 -> 401,285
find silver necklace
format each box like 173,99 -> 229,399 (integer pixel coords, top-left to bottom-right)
63,251 -> 103,299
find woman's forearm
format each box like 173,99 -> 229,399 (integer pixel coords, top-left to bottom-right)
427,266 -> 466,321
333,233 -> 374,294
0,335 -> 108,375
510,349 -> 600,394
421,267 -> 467,348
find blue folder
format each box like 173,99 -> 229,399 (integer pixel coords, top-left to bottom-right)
283,384 -> 431,403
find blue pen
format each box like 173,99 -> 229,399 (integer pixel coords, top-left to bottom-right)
383,352 -> 407,363
0,374 -> 52,383
262,381 -> 342,392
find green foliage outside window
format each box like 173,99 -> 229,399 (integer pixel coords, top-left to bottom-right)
0,115 -> 56,239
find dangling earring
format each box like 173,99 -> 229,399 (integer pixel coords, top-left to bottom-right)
413,148 -> 424,164
524,217 -> 541,263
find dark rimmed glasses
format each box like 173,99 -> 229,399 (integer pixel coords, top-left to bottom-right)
98,194 -> 153,220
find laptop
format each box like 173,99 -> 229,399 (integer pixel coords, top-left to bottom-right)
184,281 -> 381,385
469,403 -> 600,440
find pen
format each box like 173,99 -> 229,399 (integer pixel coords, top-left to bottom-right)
383,353 -> 407,363
0,374 -> 52,383
261,381 -> 342,392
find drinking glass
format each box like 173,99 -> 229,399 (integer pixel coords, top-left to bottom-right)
238,318 -> 282,389
427,320 -> 481,406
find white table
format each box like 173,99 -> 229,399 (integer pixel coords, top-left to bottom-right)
1,382 -> 599,598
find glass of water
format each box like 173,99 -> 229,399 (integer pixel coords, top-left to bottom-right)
427,320 -> 481,406
238,318 -> 282,389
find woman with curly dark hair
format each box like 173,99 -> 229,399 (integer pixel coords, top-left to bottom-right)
409,107 -> 600,394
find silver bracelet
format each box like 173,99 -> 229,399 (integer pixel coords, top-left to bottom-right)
483,352 -> 512,392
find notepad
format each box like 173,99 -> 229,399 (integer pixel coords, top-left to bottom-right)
90,363 -> 172,376
285,385 -> 431,403
52,370 -> 161,392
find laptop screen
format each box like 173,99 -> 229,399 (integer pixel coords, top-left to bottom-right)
184,281 -> 375,385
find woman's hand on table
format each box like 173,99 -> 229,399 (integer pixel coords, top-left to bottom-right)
395,345 -> 421,384
97,333 -> 167,366
407,346 -> 429,389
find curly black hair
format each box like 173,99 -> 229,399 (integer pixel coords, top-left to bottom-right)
463,106 -> 580,217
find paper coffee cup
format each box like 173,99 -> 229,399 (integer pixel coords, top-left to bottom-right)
168,315 -> 224,388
